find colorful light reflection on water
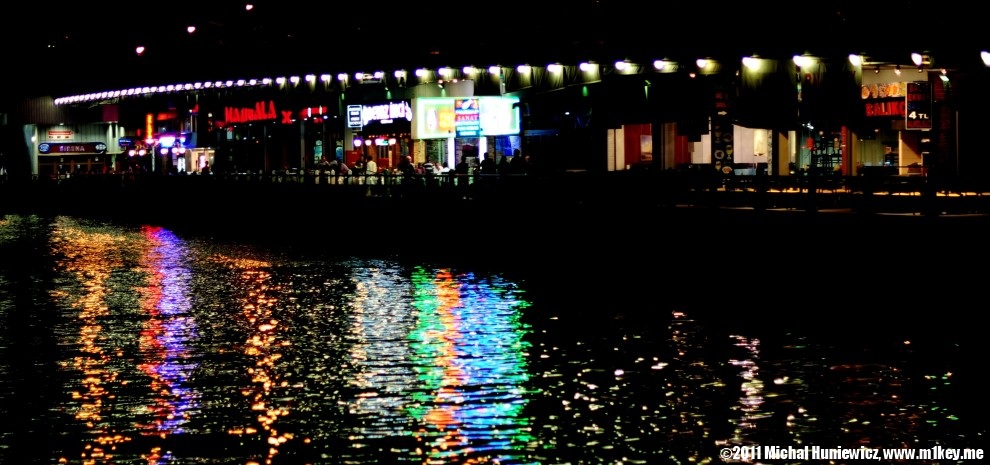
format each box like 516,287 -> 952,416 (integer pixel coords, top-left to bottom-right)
135,225 -> 200,459
0,214 -> 983,464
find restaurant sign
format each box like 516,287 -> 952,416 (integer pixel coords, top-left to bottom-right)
454,98 -> 481,137
38,142 -> 108,154
346,101 -> 413,132
862,81 -> 907,118
223,100 -> 278,125
362,101 -> 412,126
905,81 -> 932,130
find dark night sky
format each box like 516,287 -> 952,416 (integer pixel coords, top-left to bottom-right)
1,1 -> 984,99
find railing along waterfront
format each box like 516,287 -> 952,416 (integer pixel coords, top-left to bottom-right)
5,169 -> 990,219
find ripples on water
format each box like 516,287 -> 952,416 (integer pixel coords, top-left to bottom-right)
0,214 -> 982,464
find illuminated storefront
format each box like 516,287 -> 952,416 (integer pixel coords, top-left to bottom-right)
856,69 -> 935,175
411,96 -> 522,169
345,100 -> 413,171
37,140 -> 111,177
214,96 -> 342,174
31,123 -> 120,177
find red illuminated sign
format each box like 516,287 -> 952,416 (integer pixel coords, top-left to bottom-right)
865,100 -> 905,118
224,100 -> 278,124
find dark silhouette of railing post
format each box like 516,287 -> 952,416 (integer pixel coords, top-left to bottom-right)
859,173 -> 876,215
754,168 -> 768,212
923,171 -> 939,218
806,173 -> 818,214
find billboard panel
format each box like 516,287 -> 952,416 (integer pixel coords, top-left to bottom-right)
412,96 -> 521,139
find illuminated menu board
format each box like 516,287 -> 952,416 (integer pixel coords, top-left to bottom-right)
905,81 -> 932,130
454,98 -> 481,137
412,96 -> 521,139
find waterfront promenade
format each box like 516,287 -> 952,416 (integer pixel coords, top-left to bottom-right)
3,169 -> 989,335
5,169 -> 990,222
4,170 -> 990,262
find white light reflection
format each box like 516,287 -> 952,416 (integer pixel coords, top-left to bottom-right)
345,265 -> 534,463
667,311 -> 719,461
346,261 -> 420,428
727,335 -> 768,444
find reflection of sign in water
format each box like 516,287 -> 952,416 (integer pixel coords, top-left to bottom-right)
402,268 -> 533,463
906,81 -> 932,130
454,98 -> 481,137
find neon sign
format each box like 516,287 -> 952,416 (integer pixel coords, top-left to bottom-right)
224,100 -> 278,124
362,101 -> 412,126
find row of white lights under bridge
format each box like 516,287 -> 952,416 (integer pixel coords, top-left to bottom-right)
53,51 -> 982,106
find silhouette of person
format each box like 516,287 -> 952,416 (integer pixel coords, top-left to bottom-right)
509,149 -> 527,174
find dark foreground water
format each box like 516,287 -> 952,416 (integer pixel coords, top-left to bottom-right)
0,213 -> 985,464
